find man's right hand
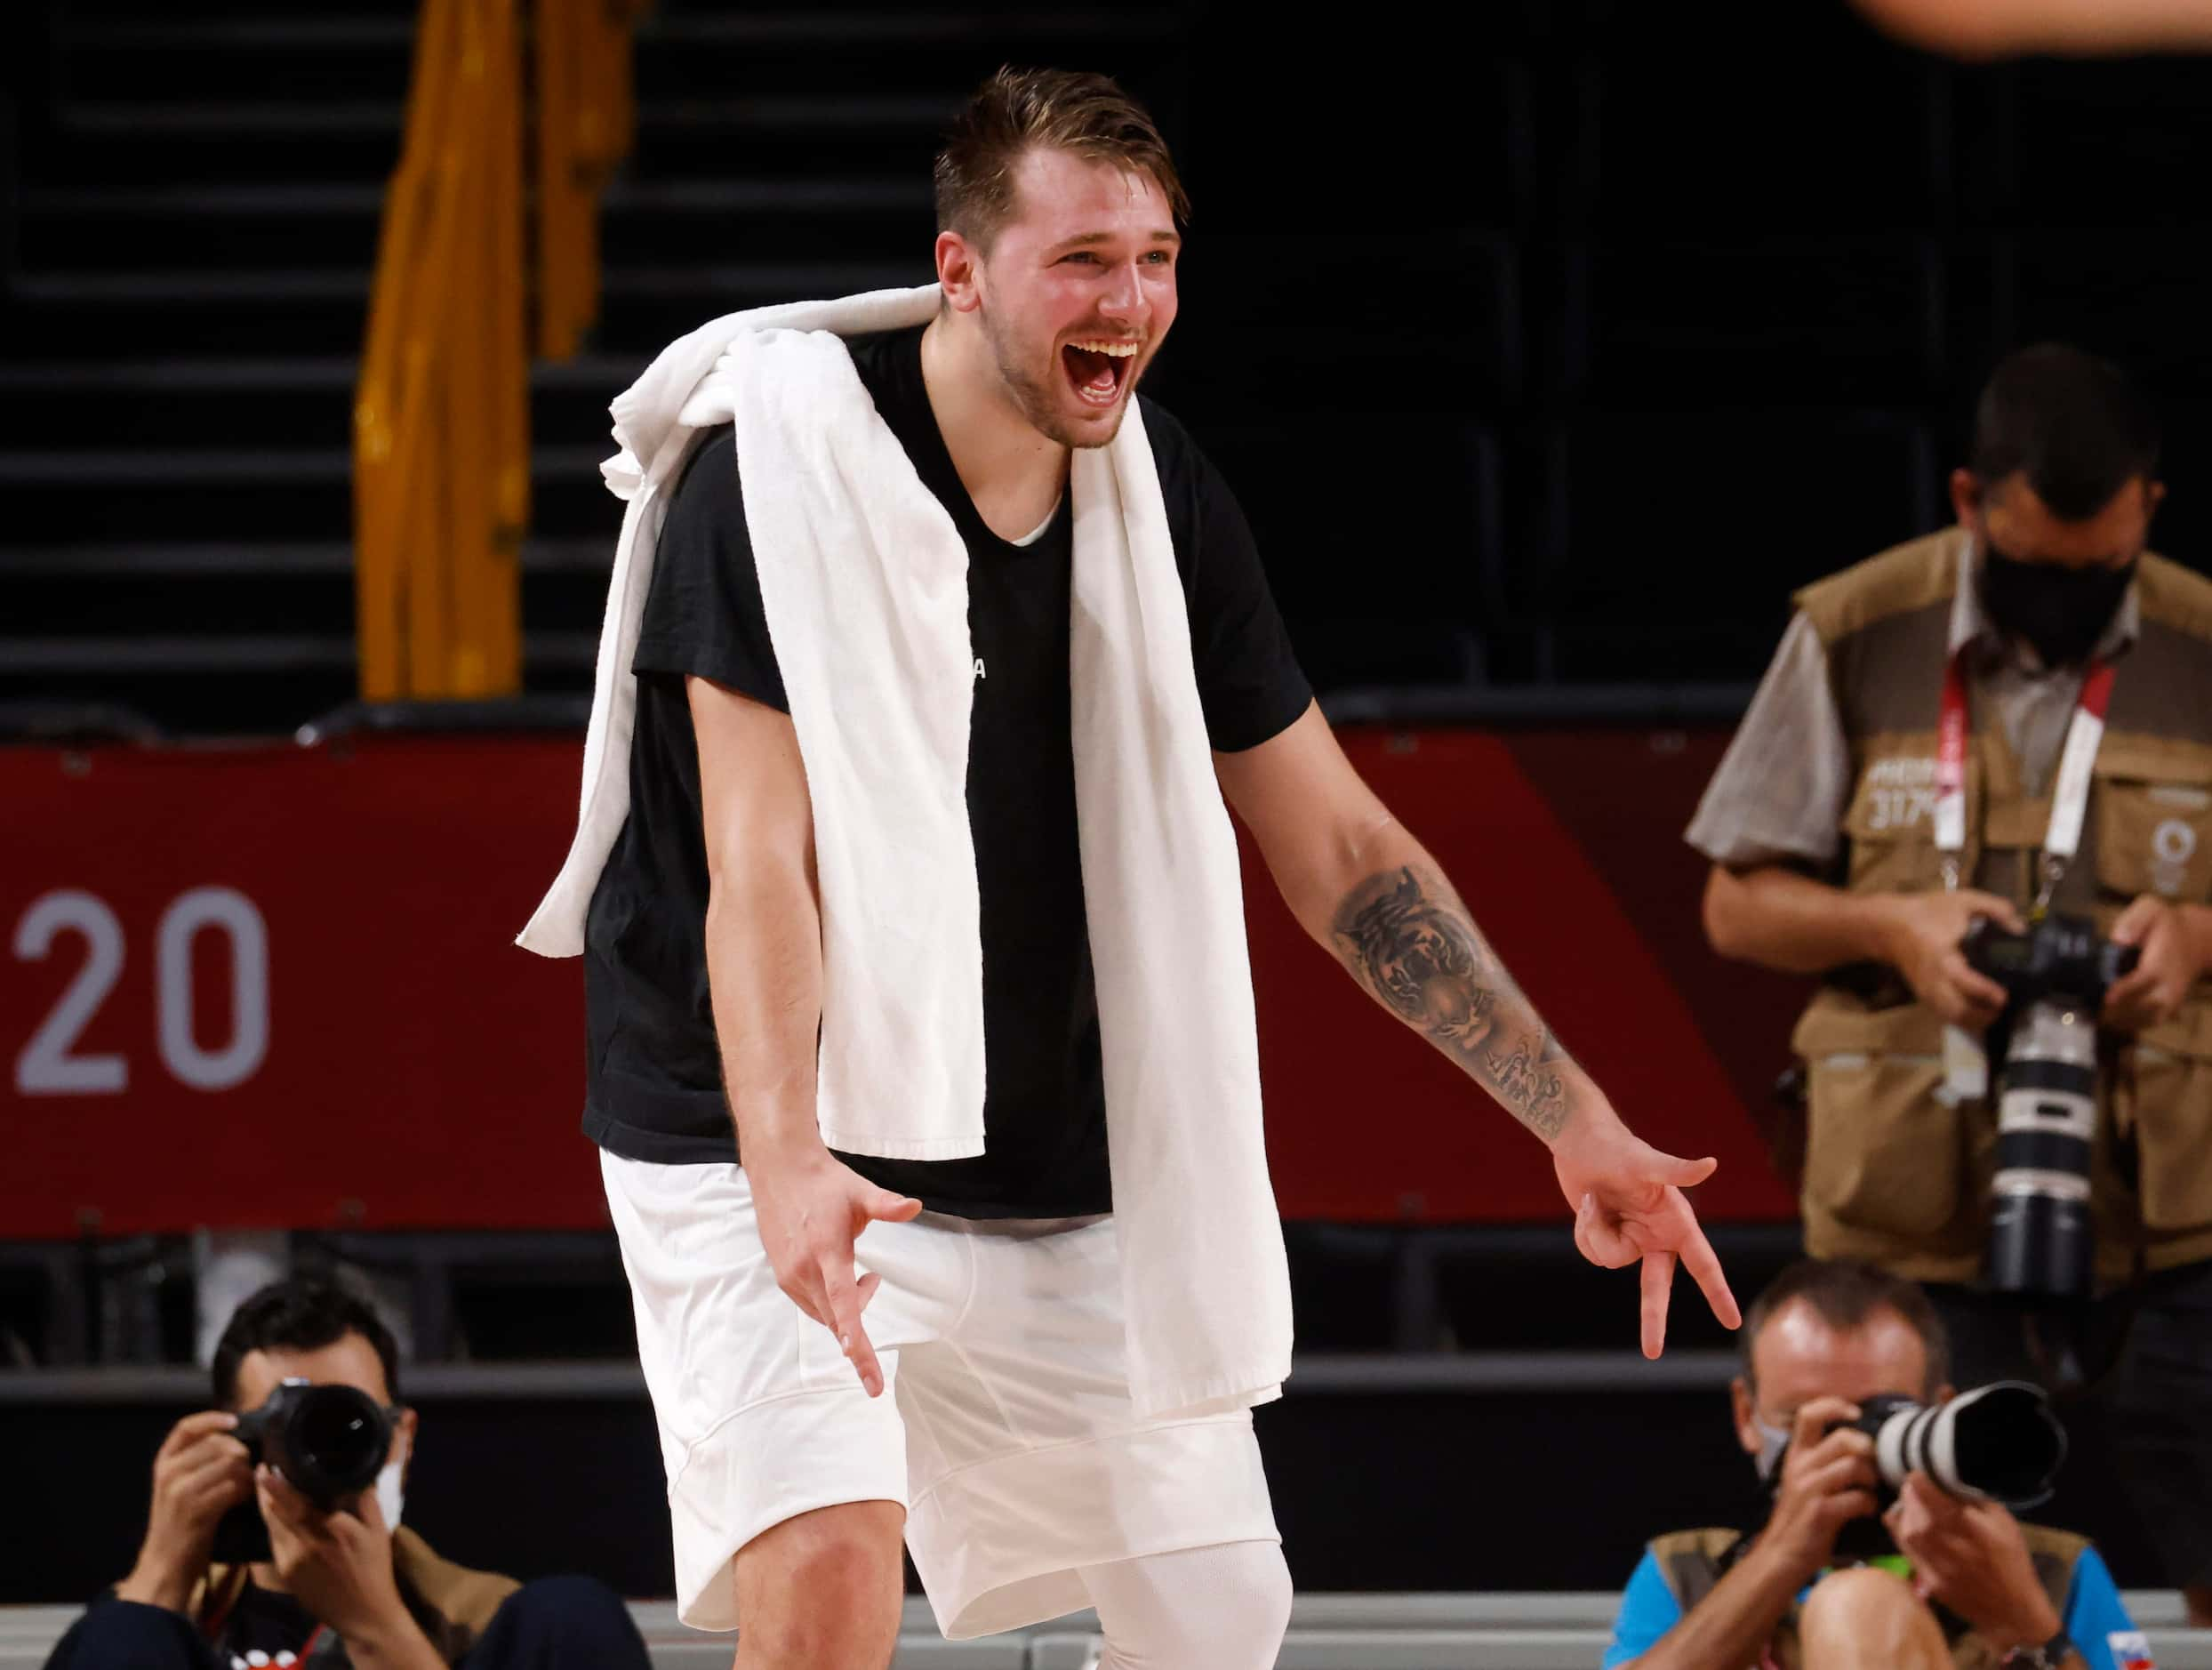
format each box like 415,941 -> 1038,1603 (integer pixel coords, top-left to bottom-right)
748,1141 -> 922,1399
1751,1396 -> 1882,1585
1877,889 -> 2024,1030
114,1411 -> 254,1613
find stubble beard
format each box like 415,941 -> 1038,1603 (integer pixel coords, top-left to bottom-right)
980,300 -> 1125,451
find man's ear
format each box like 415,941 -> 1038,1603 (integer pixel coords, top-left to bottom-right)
1949,466 -> 1984,528
1730,1376 -> 1760,1455
395,1406 -> 420,1471
934,231 -> 984,315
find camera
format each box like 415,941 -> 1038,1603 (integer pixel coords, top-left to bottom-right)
1849,1382 -> 2068,1511
1770,1382 -> 2069,1561
209,1377 -> 397,1563
1960,913 -> 2138,1300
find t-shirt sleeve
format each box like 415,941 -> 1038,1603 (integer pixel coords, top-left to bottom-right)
1166,417 -> 1314,752
630,422 -> 789,712
2063,1547 -> 2155,1670
1602,1550 -> 1683,1667
1684,608 -> 1853,871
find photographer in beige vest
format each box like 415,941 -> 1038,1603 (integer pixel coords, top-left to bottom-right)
1690,344 -> 2212,1624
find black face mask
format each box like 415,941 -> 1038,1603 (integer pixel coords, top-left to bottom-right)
1977,545 -> 2136,669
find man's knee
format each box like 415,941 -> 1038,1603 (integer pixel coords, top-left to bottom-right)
43,1599 -> 216,1670
1799,1566 -> 1948,1669
732,1500 -> 905,1669
1190,1541 -> 1293,1654
1090,1540 -> 1293,1670
468,1575 -> 651,1668
1230,1543 -> 1294,1648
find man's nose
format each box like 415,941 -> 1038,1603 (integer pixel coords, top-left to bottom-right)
1096,263 -> 1146,323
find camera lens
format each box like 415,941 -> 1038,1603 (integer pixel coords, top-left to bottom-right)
271,1384 -> 390,1502
1987,997 -> 2097,1299
1866,1383 -> 2067,1510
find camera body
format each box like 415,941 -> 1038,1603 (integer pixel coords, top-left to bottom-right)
1960,913 -> 2139,1300
209,1377 -> 396,1564
1771,1381 -> 2069,1559
1782,1381 -> 2069,1562
1959,914 -> 2137,1013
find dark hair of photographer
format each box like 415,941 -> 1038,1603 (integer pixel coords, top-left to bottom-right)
1968,344 -> 2161,521
1600,1261 -> 2142,1670
41,1277 -> 652,1670
211,1277 -> 404,1411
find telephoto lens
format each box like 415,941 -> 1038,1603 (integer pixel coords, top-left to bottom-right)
1961,911 -> 2136,1300
1988,998 -> 2099,1299
1856,1382 -> 2068,1511
235,1377 -> 394,1507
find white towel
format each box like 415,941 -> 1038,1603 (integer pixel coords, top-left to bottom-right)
520,285 -> 1291,1416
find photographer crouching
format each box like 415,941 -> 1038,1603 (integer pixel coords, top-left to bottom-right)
41,1279 -> 651,1670
1693,343 -> 2212,1622
1604,1261 -> 2147,1668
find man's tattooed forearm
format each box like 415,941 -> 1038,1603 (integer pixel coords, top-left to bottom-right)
1332,866 -> 1575,1139
1484,1044 -> 1568,1135
1332,866 -> 1500,1048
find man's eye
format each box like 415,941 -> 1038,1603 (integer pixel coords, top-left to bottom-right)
1062,252 -> 1098,264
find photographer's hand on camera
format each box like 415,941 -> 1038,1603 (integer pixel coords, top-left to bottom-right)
114,1411 -> 254,1614
1877,889 -> 2025,1029
2103,893 -> 2208,1032
1884,1472 -> 2067,1655
1621,1397 -> 1883,1669
255,1465 -> 441,1669
1751,1397 -> 1883,1584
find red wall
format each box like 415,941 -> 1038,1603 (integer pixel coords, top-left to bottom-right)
0,727 -> 1802,1238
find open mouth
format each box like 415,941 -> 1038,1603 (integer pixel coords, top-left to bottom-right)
1061,338 -> 1139,408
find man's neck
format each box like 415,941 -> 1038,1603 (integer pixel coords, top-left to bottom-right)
248,1559 -> 289,1594
918,313 -> 1068,542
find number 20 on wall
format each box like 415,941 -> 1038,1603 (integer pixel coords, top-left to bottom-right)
12,887 -> 270,1095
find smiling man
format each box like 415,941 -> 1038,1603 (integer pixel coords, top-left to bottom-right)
546,66 -> 1741,1669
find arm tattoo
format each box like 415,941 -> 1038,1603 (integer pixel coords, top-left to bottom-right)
1331,865 -> 1576,1140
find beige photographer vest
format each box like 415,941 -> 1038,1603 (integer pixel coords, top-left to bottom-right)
1791,528 -> 2212,1282
1647,1522 -> 2089,1669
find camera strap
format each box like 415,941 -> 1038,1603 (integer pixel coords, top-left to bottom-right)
1932,650 -> 2115,1101
1932,650 -> 2115,901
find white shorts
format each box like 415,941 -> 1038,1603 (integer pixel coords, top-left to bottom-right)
599,1152 -> 1280,1640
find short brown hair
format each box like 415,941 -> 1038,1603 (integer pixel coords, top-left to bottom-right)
212,1277 -> 404,1409
1969,342 -> 2161,518
934,66 -> 1190,255
1740,1259 -> 1949,1399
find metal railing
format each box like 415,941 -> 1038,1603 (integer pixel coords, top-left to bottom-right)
352,0 -> 642,703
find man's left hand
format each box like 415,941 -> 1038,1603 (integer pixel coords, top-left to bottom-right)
256,1466 -> 439,1667
1554,1120 -> 1741,1359
2104,895 -> 2204,1032
1884,1473 -> 2064,1652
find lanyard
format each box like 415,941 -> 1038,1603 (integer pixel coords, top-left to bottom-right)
1932,647 -> 2115,919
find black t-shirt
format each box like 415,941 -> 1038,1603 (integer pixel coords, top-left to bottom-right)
582,323 -> 1310,1217
214,1579 -> 322,1666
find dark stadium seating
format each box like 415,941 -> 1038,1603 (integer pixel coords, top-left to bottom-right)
1527,406 -> 1939,681
9,2 -> 2212,732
